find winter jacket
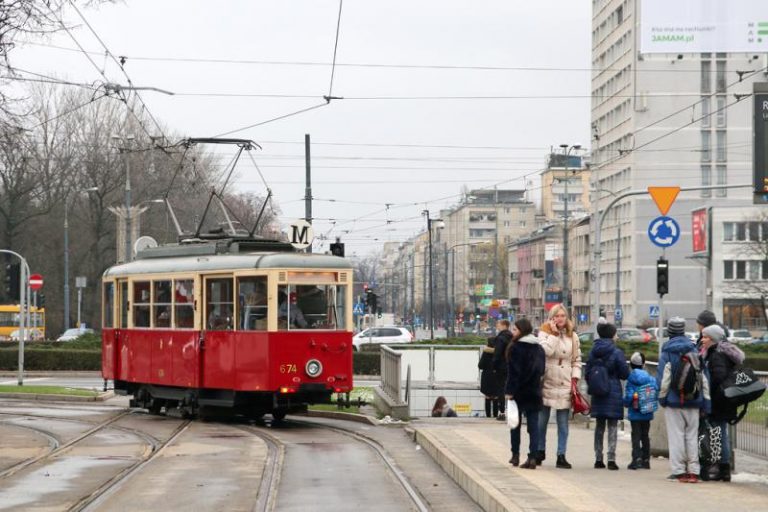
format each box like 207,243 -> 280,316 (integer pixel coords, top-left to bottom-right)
657,335 -> 711,412
623,368 -> 658,421
492,330 -> 514,373
704,341 -> 745,421
538,323 -> 583,409
585,338 -> 630,419
479,346 -> 501,397
504,334 -> 546,411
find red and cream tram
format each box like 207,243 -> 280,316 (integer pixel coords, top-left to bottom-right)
101,237 -> 354,420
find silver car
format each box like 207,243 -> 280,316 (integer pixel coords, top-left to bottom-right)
352,326 -> 412,350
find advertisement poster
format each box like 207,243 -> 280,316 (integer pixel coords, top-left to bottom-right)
691,208 -> 708,254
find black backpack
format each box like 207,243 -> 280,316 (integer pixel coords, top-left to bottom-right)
587,355 -> 611,398
671,350 -> 702,404
722,366 -> 767,424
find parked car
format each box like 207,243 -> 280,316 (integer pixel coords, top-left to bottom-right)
56,328 -> 95,342
10,329 -> 44,341
578,330 -> 596,343
751,333 -> 768,345
352,326 -> 412,350
616,328 -> 647,343
728,329 -> 753,345
646,327 -> 668,342
685,332 -> 699,343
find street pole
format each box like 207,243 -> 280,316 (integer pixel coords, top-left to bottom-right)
444,246 -> 450,336
63,201 -> 70,330
615,223 -> 621,327
559,144 -> 580,311
124,151 -> 132,263
426,212 -> 435,340
304,133 -> 313,253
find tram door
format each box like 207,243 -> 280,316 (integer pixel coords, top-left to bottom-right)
201,276 -> 235,388
112,279 -> 128,379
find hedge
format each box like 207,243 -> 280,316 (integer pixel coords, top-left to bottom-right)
0,349 -> 101,371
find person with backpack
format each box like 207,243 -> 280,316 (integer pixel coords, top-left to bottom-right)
504,318 -> 545,469
585,319 -> 629,470
536,304 -> 582,469
491,319 -> 514,421
700,324 -> 744,482
623,352 -> 658,470
657,317 -> 711,483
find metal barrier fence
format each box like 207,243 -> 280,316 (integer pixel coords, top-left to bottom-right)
380,345 -> 403,403
647,361 -> 768,459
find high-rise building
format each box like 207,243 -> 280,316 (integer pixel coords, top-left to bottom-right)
591,0 -> 765,326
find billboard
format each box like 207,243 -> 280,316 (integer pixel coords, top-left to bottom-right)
755,85 -> 768,203
691,208 -> 709,254
640,0 -> 768,54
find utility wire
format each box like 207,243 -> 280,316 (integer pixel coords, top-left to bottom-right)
212,102 -> 329,138
328,0 -> 344,98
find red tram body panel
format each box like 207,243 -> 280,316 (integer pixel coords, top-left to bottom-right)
101,238 -> 354,418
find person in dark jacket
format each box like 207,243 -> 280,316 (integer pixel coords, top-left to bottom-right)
700,324 -> 744,482
695,310 -> 729,347
657,317 -> 711,483
478,338 -> 501,417
491,319 -> 514,421
623,352 -> 658,470
585,320 -> 629,470
504,317 -> 545,469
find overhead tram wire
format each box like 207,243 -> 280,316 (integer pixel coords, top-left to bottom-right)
327,0 -> 344,99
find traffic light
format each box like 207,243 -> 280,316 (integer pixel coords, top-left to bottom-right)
38,293 -> 45,308
5,263 -> 20,301
656,257 -> 669,297
330,242 -> 345,257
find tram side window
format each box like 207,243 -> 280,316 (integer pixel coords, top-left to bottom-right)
103,282 -> 114,328
133,281 -> 151,328
238,276 -> 267,330
153,281 -> 172,328
174,279 -> 194,329
119,281 -> 128,329
206,278 -> 233,330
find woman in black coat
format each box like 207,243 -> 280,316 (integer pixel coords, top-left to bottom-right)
504,318 -> 546,469
479,338 -> 500,417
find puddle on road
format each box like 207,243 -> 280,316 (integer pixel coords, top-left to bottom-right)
0,456 -> 127,510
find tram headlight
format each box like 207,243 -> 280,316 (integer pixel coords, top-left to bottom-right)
305,359 -> 323,378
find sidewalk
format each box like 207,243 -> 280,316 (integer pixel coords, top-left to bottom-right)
410,417 -> 768,512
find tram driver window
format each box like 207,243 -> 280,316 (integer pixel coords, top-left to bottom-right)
278,284 -> 347,330
238,276 -> 267,330
206,278 -> 233,330
133,281 -> 151,328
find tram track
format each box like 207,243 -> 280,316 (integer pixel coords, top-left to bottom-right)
237,424 -> 284,512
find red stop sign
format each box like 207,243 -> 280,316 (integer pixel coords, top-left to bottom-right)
29,274 -> 43,291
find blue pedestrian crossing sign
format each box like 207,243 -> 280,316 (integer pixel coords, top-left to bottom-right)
649,305 -> 660,318
648,216 -> 680,248
353,303 -> 364,315
578,313 -> 588,323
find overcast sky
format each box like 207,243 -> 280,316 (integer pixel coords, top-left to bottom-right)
13,0 -> 592,257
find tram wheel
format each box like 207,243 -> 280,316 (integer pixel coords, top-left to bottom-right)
148,399 -> 164,415
271,409 -> 287,422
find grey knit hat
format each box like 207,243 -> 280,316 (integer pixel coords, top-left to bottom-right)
696,310 -> 717,328
630,352 -> 645,368
702,324 -> 726,343
667,316 -> 686,337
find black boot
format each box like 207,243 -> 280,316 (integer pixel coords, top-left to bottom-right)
556,454 -> 572,469
719,463 -> 731,482
509,453 -> 520,466
534,450 -> 545,466
520,455 -> 537,469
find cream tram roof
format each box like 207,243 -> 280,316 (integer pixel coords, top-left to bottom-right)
103,242 -> 352,278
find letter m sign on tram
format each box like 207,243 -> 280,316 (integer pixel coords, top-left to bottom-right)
289,220 -> 314,250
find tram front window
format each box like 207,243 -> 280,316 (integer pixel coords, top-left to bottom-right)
278,284 -> 347,330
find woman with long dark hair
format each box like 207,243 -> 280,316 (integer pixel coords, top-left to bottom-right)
505,317 -> 546,468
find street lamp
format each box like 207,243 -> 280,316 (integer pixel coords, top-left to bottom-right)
590,188 -> 621,326
423,210 -> 444,340
63,187 -> 99,330
558,143 -> 581,312
110,135 -> 136,263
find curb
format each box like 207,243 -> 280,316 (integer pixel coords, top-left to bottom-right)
412,427 -> 523,512
0,391 -> 114,402
304,409 -> 378,425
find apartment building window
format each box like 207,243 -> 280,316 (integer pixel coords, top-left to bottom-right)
763,261 -> 768,280
749,222 -> 761,241
716,130 -> 727,162
716,95 -> 727,127
716,60 -> 726,93
701,131 -> 711,162
716,165 -> 727,197
701,97 -> 711,128
724,261 -> 746,280
701,165 -> 712,197
701,60 -> 711,93
616,4 -> 623,24
750,261 -> 762,280
762,222 -> 768,241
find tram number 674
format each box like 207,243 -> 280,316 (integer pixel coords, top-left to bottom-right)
280,364 -> 297,374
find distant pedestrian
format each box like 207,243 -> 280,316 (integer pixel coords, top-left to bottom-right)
478,338 -> 501,417
657,317 -> 711,483
585,319 -> 629,470
431,396 -> 457,417
623,352 -> 658,470
695,310 -> 729,347
491,319 -> 514,421
700,324 -> 744,482
536,304 -> 582,469
504,318 -> 545,468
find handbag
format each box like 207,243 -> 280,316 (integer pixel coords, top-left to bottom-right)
571,378 -> 591,416
698,418 -> 723,481
506,399 -> 520,429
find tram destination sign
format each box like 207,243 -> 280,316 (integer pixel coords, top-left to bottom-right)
755,84 -> 768,204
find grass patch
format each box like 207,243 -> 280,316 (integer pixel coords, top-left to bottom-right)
0,385 -> 99,396
308,386 -> 373,414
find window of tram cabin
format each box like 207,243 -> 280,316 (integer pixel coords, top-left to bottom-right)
103,282 -> 114,328
206,277 -> 234,330
174,279 -> 194,328
153,281 -> 172,328
238,276 -> 267,330
133,281 -> 151,327
277,283 -> 347,330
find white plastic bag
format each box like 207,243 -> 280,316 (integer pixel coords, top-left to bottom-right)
506,399 -> 519,429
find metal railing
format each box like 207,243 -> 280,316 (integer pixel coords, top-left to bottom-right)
380,345 -> 403,403
647,361 -> 768,459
